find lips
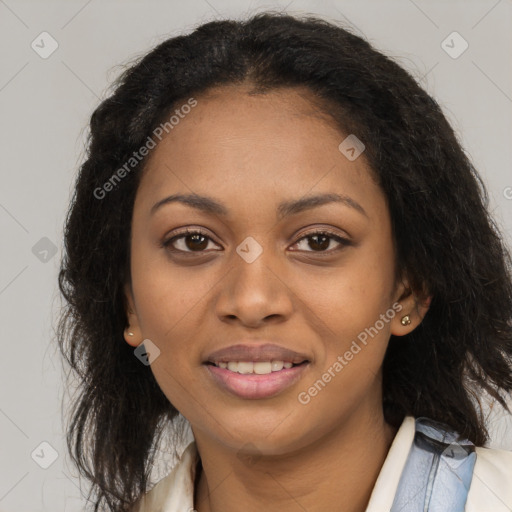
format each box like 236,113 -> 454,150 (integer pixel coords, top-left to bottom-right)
206,362 -> 310,399
204,343 -> 311,365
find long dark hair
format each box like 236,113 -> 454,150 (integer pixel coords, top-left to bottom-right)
57,11 -> 512,511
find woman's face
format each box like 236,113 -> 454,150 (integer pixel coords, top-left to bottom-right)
124,84 -> 423,454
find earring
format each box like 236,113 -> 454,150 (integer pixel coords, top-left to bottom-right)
401,315 -> 411,326
127,331 -> 134,336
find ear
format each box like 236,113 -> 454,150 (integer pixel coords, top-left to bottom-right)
390,276 -> 432,337
123,282 -> 142,347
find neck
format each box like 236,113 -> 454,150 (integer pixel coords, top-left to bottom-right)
193,407 -> 398,512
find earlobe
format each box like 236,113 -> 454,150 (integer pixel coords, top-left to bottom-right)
124,328 -> 139,347
123,282 -> 141,347
390,276 -> 432,336
391,294 -> 432,337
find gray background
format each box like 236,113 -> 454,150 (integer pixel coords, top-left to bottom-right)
1,0 -> 511,510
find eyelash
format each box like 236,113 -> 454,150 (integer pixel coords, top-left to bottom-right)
162,228 -> 351,255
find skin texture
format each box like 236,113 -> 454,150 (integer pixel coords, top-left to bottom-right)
124,84 -> 430,512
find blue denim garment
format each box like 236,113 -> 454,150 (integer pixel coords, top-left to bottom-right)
390,417 -> 476,512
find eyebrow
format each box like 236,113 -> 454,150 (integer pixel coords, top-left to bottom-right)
150,192 -> 368,220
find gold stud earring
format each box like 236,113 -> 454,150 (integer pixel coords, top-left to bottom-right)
401,315 -> 411,326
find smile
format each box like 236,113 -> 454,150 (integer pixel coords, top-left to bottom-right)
204,360 -> 310,399
210,360 -> 300,374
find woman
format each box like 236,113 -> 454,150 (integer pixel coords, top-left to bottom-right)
57,11 -> 512,512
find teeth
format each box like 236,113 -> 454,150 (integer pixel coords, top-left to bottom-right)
238,361 -> 254,374
254,362 -> 272,374
215,360 -> 298,374
271,361 -> 284,372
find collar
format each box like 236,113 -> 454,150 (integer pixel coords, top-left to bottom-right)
135,415 -> 417,512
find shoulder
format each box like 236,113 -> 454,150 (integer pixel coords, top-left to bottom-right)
466,445 -> 512,511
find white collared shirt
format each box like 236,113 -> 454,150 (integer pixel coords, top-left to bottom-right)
134,415 -> 512,511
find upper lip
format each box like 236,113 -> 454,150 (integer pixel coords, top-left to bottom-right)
204,343 -> 311,364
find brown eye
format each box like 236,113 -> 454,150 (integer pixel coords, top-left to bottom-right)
291,230 -> 351,253
163,229 -> 220,253
182,233 -> 209,251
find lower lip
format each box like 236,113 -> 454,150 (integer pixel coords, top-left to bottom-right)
205,363 -> 310,399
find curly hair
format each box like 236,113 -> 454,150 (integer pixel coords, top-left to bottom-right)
57,10 -> 512,511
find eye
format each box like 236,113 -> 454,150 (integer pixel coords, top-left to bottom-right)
162,228 -> 221,254
291,229 -> 351,253
162,228 -> 351,255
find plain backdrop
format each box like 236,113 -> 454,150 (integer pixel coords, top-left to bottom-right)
1,0 -> 511,510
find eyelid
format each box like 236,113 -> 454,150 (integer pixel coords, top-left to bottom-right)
294,226 -> 351,242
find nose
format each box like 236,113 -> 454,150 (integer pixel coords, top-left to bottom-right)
214,248 -> 294,328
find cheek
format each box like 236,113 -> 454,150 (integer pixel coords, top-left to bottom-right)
129,251 -> 216,410
131,256 -> 208,411
291,237 -> 396,394
294,251 -> 395,425
131,242 -> 214,337
297,239 -> 395,331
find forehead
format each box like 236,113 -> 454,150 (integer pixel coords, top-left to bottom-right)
135,84 -> 382,219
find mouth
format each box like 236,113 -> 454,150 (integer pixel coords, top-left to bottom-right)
204,360 -> 311,399
204,360 -> 309,374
